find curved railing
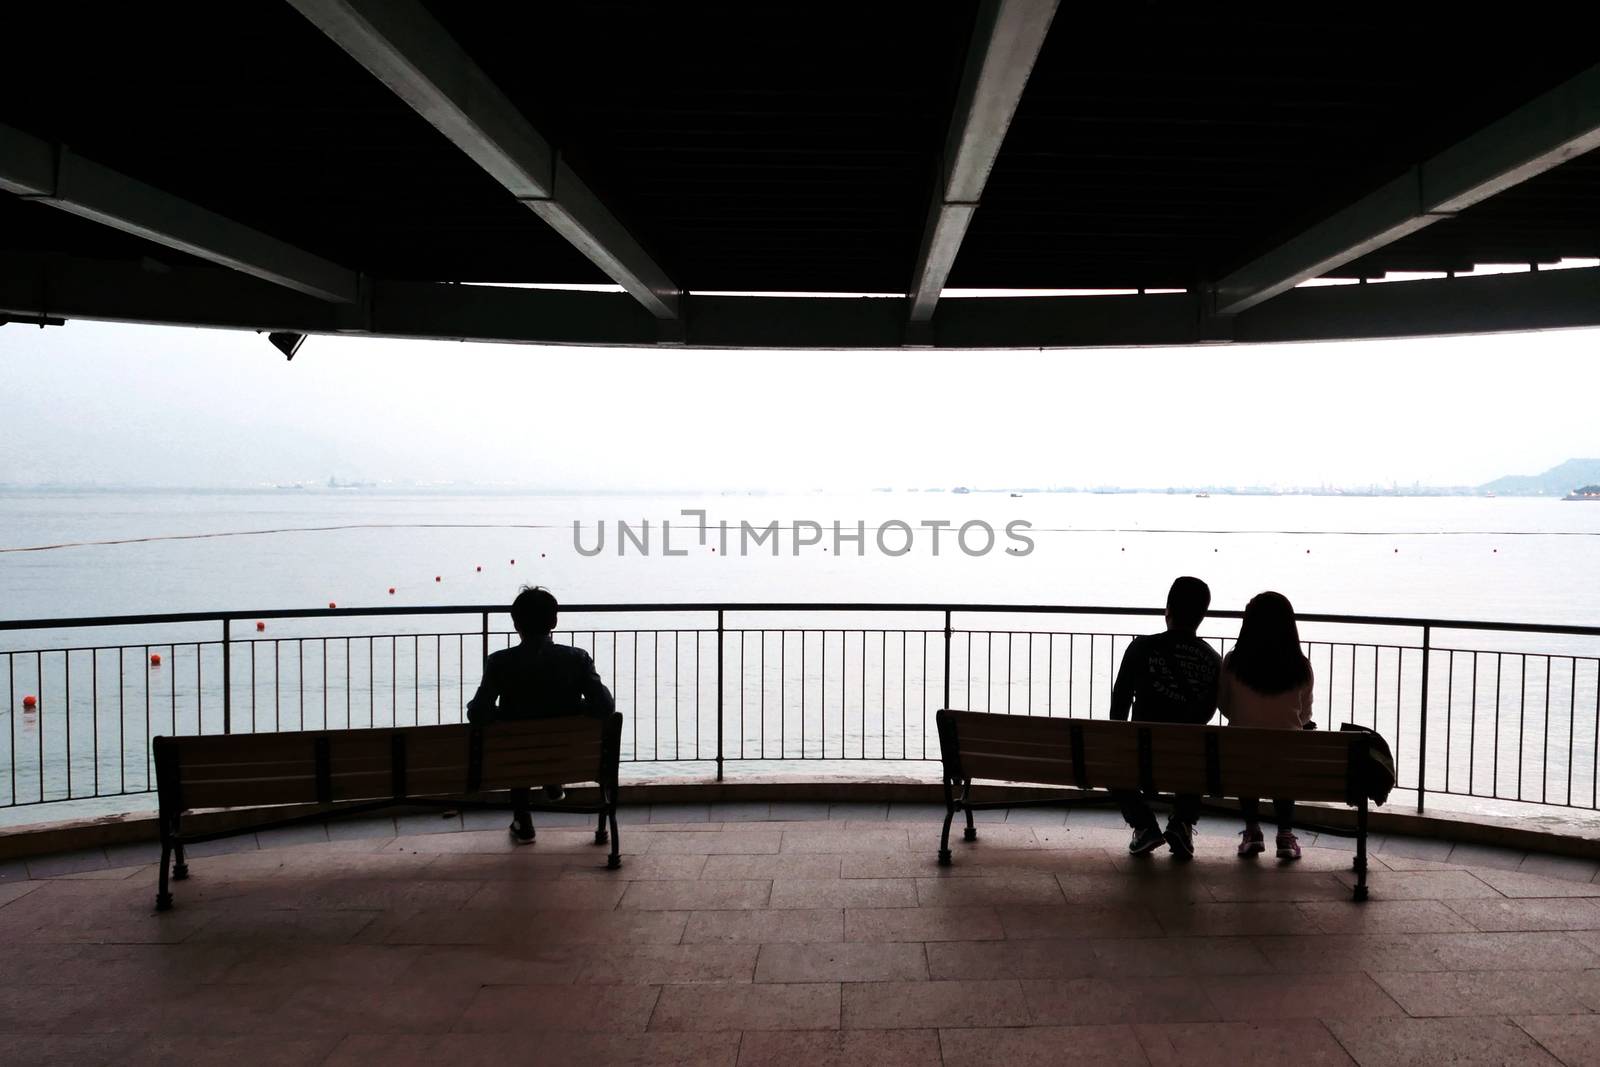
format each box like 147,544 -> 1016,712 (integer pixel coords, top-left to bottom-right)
2,603 -> 1599,821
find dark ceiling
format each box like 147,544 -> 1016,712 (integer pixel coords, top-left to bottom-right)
2,2 -> 1597,294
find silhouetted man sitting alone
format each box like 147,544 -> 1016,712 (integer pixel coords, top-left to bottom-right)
1109,576 -> 1220,860
467,586 -> 616,844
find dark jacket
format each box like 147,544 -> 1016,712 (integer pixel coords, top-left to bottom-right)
466,635 -> 615,724
1109,630 -> 1220,725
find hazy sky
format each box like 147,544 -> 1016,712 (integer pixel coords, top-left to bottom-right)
1,318 -> 1596,490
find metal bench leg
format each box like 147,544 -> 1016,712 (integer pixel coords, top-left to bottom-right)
156,830 -> 173,911
1352,797 -> 1370,902
606,799 -> 621,870
938,778 -> 956,865
962,779 -> 977,841
594,804 -> 608,846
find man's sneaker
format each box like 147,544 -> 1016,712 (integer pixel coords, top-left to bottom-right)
1163,819 -> 1195,860
1128,825 -> 1164,856
543,785 -> 567,802
1237,827 -> 1265,857
1276,831 -> 1302,861
509,818 -> 535,845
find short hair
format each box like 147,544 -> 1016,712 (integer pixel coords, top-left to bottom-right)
510,586 -> 558,635
1166,576 -> 1210,632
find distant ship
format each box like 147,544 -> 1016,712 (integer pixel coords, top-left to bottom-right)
1009,492 -> 1023,498
952,486 -> 971,494
1563,485 -> 1600,501
1194,492 -> 1210,498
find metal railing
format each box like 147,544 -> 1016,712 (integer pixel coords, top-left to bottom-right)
2,603 -> 1598,819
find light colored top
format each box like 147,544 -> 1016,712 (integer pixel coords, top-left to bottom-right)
1216,663 -> 1314,730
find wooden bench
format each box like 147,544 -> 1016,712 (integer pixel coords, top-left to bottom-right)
151,713 -> 623,910
936,709 -> 1384,900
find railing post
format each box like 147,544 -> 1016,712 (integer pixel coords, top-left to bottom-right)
480,611 -> 490,670
1416,625 -> 1430,813
715,610 -> 725,781
221,618 -> 232,735
942,609 -> 953,711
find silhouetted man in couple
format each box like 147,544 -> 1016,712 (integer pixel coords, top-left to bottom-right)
1109,576 -> 1220,859
467,586 -> 615,843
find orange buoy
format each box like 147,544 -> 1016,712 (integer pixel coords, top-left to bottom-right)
328,602 -> 337,609
255,621 -> 265,632
388,587 -> 396,594
476,565 -> 482,572
540,552 -> 546,558
435,576 -> 441,582
22,695 -> 37,711
150,653 -> 162,668
510,559 -> 516,564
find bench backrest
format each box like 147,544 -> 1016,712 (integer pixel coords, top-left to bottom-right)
154,714 -> 622,814
937,709 -> 1363,804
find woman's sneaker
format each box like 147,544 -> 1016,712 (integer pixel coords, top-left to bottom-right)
1163,819 -> 1195,860
1127,825 -> 1165,856
1276,831 -> 1302,860
509,817 -> 536,845
1237,827 -> 1265,857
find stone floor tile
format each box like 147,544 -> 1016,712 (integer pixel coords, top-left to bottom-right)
1002,903 -> 1161,939
1472,868 -> 1600,898
651,803 -> 713,823
561,853 -> 709,881
100,841 -> 161,869
1205,972 -> 1405,1019
1312,831 -> 1387,854
394,811 -> 464,835
1033,826 -> 1143,850
620,879 -> 771,910
1088,936 -> 1274,977
1381,835 -> 1459,863
221,943 -> 424,985
771,877 -> 915,909
952,825 -> 1042,849
323,1032 -> 739,1067
828,802 -> 888,821
186,908 -> 380,945
736,1028 -> 939,1067
1003,806 -> 1069,827
780,829 -> 911,854
253,823 -> 331,849
1335,869 -> 1499,899
578,943 -> 759,985
844,905 -> 1000,942
684,908 -> 843,944
1151,902 -> 1307,937
1202,870 -> 1352,902
1516,1013 -> 1600,1067
396,943 -> 586,985
457,983 -> 660,1032
704,854 -> 840,880
323,815 -> 397,840
120,1035 -> 340,1065
1443,896 -> 1600,931
1559,968 -> 1600,1011
1298,899 -> 1477,934
1426,930 -> 1600,971
1066,807 -> 1130,829
756,942 -> 927,983
1326,1016 -> 1562,1067
1022,975 -> 1219,1025
647,831 -> 783,855
939,1023 -> 1148,1066
1447,842 -> 1529,870
1518,852 -> 1600,883
0,858 -> 33,882
183,834 -> 261,857
765,802 -> 832,821
26,847 -> 110,878
0,879 -> 40,908
462,878 -> 620,911
915,874 -> 1064,907
1371,970 -> 1591,1017
518,908 -> 688,945
883,803 -> 949,824
844,978 -> 1027,1028
1135,1019 -> 1356,1067
0,1034 -> 144,1067
708,802 -> 773,822
925,938 -> 1094,980
651,982 -> 840,1031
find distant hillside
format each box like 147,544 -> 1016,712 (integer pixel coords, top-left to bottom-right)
1481,458 -> 1600,496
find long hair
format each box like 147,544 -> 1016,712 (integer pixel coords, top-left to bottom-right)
1224,591 -> 1311,695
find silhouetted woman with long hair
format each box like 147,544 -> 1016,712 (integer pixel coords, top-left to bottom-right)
1217,591 -> 1314,860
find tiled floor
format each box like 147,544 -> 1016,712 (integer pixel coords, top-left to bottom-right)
1,803 -> 1598,1065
